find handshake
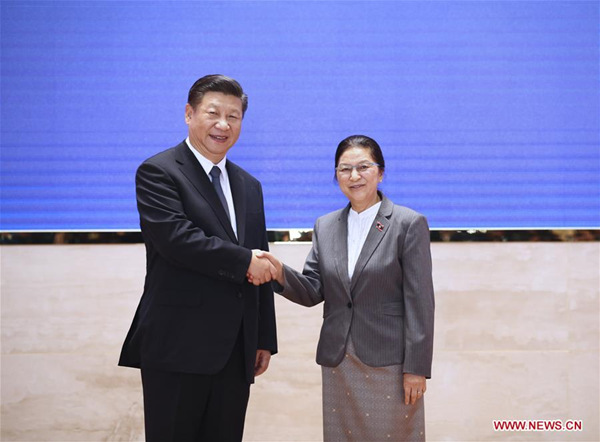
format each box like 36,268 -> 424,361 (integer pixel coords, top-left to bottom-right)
246,250 -> 284,286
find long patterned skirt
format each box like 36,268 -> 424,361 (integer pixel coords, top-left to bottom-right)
321,337 -> 425,442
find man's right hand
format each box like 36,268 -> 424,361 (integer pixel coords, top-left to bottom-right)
246,250 -> 276,286
254,251 -> 284,285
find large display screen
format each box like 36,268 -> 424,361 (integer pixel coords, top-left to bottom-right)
2,1 -> 598,230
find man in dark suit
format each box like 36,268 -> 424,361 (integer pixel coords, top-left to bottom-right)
119,74 -> 278,442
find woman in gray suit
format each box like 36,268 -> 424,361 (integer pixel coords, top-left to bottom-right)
257,135 -> 434,441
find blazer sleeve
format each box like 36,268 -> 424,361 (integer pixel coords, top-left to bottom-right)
275,222 -> 324,307
257,186 -> 278,354
136,160 -> 252,284
401,214 -> 435,378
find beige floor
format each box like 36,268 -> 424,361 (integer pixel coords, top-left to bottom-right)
1,242 -> 598,441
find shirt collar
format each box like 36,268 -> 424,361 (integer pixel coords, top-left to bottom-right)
185,137 -> 227,177
349,201 -> 381,220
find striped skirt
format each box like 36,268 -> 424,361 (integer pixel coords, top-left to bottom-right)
322,337 -> 425,442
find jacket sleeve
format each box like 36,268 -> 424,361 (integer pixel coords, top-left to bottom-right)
256,184 -> 278,354
275,221 -> 324,307
401,214 -> 435,378
136,160 -> 252,284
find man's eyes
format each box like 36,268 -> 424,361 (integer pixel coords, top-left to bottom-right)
206,111 -> 239,120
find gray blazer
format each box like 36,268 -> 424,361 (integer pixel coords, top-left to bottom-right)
277,194 -> 434,378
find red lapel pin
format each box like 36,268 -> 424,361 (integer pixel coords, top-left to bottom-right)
376,221 -> 384,232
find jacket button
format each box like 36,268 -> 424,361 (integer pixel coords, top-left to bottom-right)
237,292 -> 243,299
347,302 -> 352,309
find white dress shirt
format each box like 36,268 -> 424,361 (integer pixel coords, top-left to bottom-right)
186,137 -> 237,238
347,201 -> 381,279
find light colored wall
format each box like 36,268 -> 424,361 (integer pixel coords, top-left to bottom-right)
1,242 -> 598,441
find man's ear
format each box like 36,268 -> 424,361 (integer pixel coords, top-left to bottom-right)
184,103 -> 193,123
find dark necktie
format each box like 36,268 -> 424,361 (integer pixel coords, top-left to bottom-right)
209,166 -> 231,221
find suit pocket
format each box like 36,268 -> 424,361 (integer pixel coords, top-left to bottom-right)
381,301 -> 404,316
157,290 -> 204,307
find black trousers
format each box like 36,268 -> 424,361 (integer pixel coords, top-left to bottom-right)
140,332 -> 250,442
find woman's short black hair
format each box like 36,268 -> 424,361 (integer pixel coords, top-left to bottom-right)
334,135 -> 385,180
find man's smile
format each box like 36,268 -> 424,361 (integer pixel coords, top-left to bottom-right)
210,134 -> 228,142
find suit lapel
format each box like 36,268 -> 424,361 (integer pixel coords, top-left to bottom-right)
350,196 -> 393,291
333,204 -> 352,295
174,143 -> 238,243
227,160 -> 246,246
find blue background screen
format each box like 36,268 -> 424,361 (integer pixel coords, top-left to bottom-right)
2,1 -> 598,230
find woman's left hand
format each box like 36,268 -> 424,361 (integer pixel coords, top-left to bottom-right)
403,373 -> 426,405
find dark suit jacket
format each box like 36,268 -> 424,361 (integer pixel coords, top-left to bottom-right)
119,141 -> 277,384
277,195 -> 434,377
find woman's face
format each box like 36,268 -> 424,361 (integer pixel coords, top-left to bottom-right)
336,146 -> 383,212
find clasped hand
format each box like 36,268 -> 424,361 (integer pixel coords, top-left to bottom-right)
246,250 -> 283,286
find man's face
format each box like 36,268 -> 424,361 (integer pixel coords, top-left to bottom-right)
185,92 -> 243,163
